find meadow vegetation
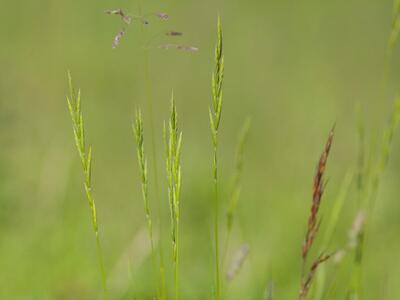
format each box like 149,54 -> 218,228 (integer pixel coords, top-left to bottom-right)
1,1 -> 400,299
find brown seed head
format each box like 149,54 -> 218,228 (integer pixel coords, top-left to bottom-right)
302,126 -> 334,260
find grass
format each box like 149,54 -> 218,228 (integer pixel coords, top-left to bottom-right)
164,94 -> 183,300
66,72 -> 108,300
133,109 -> 157,291
209,16 -> 224,300
60,5 -> 400,300
299,127 -> 334,300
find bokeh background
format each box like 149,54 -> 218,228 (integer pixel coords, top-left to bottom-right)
1,0 -> 400,299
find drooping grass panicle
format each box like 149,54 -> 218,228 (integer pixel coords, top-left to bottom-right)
66,72 -> 108,300
209,16 -> 224,300
164,94 -> 183,300
299,127 -> 335,300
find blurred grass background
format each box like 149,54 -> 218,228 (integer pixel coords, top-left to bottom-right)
1,0 -> 400,299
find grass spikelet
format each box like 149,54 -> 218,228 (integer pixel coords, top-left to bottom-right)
209,16 -> 224,300
299,127 -> 334,300
66,72 -> 108,300
105,9 -> 132,24
112,28 -> 126,49
164,93 -> 183,300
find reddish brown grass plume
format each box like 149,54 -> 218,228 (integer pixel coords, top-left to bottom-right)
299,127 -> 334,300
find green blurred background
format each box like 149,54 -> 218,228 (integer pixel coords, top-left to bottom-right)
1,0 -> 400,299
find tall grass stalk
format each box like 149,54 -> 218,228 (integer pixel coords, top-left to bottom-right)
164,95 -> 183,300
66,72 -> 108,300
299,128 -> 334,300
133,109 -> 158,281
209,16 -> 224,300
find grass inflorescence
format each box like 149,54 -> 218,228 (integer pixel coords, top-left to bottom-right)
133,109 -> 159,293
299,127 -> 335,300
164,94 -> 183,300
66,72 -> 108,300
133,109 -> 154,253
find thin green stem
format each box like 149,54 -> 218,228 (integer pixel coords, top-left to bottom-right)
213,147 -> 221,300
175,224 -> 180,300
95,232 -> 109,300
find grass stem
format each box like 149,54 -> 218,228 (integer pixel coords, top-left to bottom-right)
209,16 -> 224,300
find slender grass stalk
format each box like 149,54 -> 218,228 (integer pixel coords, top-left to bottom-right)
66,72 -> 108,300
133,109 -> 158,285
224,118 -> 251,262
299,127 -> 334,300
209,16 -> 224,300
164,94 -> 183,300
